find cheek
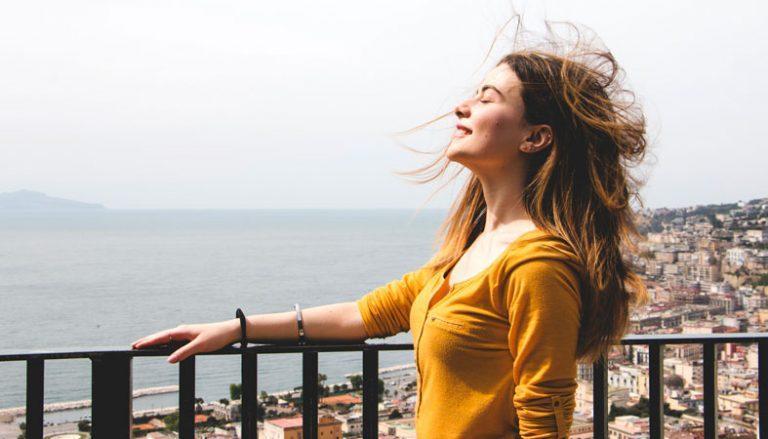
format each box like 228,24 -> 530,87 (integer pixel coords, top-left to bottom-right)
481,115 -> 519,145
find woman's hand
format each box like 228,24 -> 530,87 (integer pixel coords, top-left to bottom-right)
131,319 -> 240,364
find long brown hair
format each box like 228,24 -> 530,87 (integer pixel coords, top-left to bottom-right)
393,15 -> 652,364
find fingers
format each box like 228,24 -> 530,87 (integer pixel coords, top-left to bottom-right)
131,326 -> 192,350
131,335 -> 152,349
131,330 -> 171,349
167,340 -> 202,364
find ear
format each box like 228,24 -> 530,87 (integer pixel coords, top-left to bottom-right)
519,125 -> 553,154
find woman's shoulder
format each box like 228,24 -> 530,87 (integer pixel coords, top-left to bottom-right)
496,233 -> 585,313
498,231 -> 585,283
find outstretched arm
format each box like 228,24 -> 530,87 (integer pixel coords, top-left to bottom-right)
131,301 -> 368,364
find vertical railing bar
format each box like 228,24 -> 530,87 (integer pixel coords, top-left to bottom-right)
253,352 -> 259,439
242,351 -> 258,439
91,353 -> 133,438
649,343 -> 664,439
302,350 -> 319,439
362,347 -> 379,439
703,342 -> 718,439
759,339 -> 768,439
25,359 -> 44,439
592,353 -> 608,439
179,356 -> 196,439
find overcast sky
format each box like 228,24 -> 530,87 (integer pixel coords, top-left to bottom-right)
1,0 -> 765,209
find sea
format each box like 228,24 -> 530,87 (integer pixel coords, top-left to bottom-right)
0,209 -> 445,424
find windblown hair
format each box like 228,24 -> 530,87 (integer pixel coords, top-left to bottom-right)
394,15 -> 653,364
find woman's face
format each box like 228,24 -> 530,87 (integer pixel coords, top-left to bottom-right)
447,63 -> 531,171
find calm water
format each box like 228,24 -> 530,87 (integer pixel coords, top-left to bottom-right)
0,209 -> 445,420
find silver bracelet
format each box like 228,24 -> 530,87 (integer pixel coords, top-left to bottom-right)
293,303 -> 307,345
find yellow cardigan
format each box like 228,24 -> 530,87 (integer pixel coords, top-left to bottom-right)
356,229 -> 584,438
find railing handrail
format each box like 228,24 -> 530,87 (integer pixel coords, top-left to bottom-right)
0,341 -> 414,362
1,332 -> 766,361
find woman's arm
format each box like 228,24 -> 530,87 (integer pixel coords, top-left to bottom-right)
243,301 -> 368,343
506,258 -> 581,438
131,301 -> 368,364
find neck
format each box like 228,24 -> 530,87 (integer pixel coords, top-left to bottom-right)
475,164 -> 536,236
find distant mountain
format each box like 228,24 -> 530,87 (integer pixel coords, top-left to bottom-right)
0,190 -> 105,210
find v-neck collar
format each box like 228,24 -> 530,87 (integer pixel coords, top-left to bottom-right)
441,228 -> 547,288
426,228 -> 547,311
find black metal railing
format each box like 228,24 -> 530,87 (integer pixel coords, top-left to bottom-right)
1,333 -> 767,439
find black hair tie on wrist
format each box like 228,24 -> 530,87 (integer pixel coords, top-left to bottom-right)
235,308 -> 247,351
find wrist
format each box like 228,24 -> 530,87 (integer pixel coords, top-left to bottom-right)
226,317 -> 243,344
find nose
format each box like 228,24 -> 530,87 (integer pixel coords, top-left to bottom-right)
454,100 -> 470,120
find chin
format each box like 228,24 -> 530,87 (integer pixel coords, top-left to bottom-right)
446,140 -> 475,163
445,145 -> 462,163
445,147 -> 473,168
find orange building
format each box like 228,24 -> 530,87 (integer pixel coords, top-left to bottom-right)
319,394 -> 362,406
263,413 -> 342,439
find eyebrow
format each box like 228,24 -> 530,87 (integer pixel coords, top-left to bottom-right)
475,85 -> 505,99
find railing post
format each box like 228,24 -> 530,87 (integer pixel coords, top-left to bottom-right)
179,356 -> 196,439
26,359 -> 44,439
649,343 -> 665,438
703,342 -> 718,439
242,351 -> 258,439
592,354 -> 608,439
760,339 -> 768,439
362,347 -> 379,439
302,351 -> 318,439
91,353 -> 132,439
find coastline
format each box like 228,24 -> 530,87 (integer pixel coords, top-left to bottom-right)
0,385 -> 179,418
0,362 -> 418,421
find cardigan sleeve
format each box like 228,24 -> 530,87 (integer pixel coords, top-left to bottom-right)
506,258 -> 582,438
356,264 -> 436,339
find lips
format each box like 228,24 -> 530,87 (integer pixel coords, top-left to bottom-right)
456,123 -> 472,134
453,125 -> 471,139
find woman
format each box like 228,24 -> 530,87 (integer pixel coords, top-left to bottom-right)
132,19 -> 650,438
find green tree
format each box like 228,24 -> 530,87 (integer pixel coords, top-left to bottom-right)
348,374 -> 384,399
349,374 -> 363,390
318,373 -> 328,396
230,383 -> 242,400
665,405 -> 685,418
257,402 -> 266,421
163,411 -> 180,432
77,419 -> 91,432
706,213 -> 723,228
607,396 -> 682,420
732,266 -> 750,287
754,273 -> 768,286
378,378 -> 385,402
639,250 -> 655,260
